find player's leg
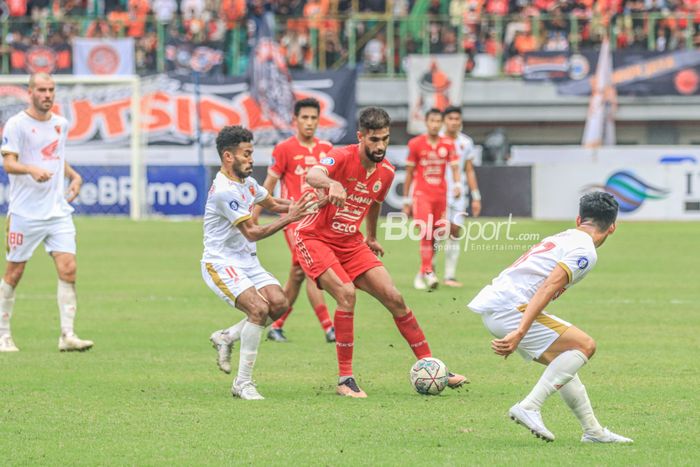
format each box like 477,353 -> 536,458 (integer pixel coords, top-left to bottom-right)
444,197 -> 466,287
268,228 -> 305,342
411,196 -> 435,289
47,216 -> 92,352
305,276 -> 334,342
1,214 -> 44,352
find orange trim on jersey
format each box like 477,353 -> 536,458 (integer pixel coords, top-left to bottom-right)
1,151 -> 19,158
516,305 -> 569,335
205,263 -> 237,303
233,214 -> 252,226
219,170 -> 243,183
557,262 -> 573,283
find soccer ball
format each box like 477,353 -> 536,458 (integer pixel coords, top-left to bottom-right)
410,357 -> 449,395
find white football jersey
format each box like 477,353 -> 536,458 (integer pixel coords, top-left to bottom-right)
202,171 -> 269,266
1,111 -> 74,220
441,132 -> 474,196
468,229 -> 597,314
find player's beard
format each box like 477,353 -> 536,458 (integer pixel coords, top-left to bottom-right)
33,96 -> 53,114
365,146 -> 385,163
233,162 -> 253,179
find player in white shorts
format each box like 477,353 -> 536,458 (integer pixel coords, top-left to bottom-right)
468,192 -> 632,444
0,73 -> 93,353
202,125 -> 316,400
440,106 -> 481,288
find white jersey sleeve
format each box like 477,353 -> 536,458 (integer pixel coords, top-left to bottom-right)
252,179 -> 269,204
557,244 -> 595,284
213,190 -> 252,226
1,117 -> 22,155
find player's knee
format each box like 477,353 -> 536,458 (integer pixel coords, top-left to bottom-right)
291,266 -> 305,283
247,302 -> 270,324
57,260 -> 77,281
269,295 -> 289,317
580,335 -> 596,358
335,284 -> 356,310
4,269 -> 24,288
383,288 -> 406,313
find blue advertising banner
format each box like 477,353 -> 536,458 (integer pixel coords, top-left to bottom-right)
0,166 -> 208,216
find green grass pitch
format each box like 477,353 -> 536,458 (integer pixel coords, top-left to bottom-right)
1,217 -> 698,465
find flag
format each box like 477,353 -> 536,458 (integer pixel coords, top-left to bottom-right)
73,38 -> 135,75
582,37 -> 616,147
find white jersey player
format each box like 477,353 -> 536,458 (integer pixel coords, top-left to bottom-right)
202,125 -> 316,400
440,106 -> 481,288
468,192 -> 632,444
0,73 -> 92,353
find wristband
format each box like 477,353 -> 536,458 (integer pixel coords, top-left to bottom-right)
402,197 -> 412,205
471,190 -> 481,201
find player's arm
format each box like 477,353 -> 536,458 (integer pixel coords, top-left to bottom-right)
491,265 -> 570,357
257,195 -> 293,214
465,159 -> 481,217
1,152 -> 52,183
306,166 -> 345,207
64,161 -> 83,202
450,161 -> 461,199
236,192 -> 316,242
402,165 -> 414,216
364,200 -> 384,256
252,173 -> 280,221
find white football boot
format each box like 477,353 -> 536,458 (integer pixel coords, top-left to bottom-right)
209,330 -> 233,374
0,334 -> 19,352
58,333 -> 94,352
509,403 -> 555,442
231,379 -> 265,400
581,428 -> 633,444
413,273 -> 427,290
423,272 -> 439,291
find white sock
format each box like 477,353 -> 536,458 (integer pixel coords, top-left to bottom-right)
444,237 -> 461,279
222,319 -> 247,344
0,279 -> 16,336
521,349 -> 588,411
559,374 -> 603,435
237,321 -> 264,383
57,280 -> 77,336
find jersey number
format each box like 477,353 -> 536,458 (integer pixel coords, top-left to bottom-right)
510,241 -> 556,268
8,232 -> 23,249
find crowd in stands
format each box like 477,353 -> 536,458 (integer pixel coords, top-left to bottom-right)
2,0 -> 700,75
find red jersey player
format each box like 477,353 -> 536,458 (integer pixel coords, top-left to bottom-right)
295,107 -> 467,398
402,108 -> 460,291
255,98 -> 334,343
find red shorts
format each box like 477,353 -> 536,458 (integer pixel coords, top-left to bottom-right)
295,235 -> 383,284
412,195 -> 447,227
283,223 -> 300,266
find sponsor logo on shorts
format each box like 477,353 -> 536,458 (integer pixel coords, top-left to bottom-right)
229,200 -> 240,210
320,157 -> 335,166
577,257 -> 589,269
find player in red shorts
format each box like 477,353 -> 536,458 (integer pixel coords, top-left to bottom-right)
295,107 -> 467,398
255,98 -> 335,343
402,108 -> 460,291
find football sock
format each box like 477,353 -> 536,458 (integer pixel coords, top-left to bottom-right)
521,349 -> 588,411
334,310 -> 354,377
237,321 -> 264,383
444,237 -> 461,279
559,374 -> 604,435
271,307 -> 292,330
394,310 -> 431,359
223,318 -> 247,343
419,238 -> 434,274
0,279 -> 15,336
314,304 -> 333,332
57,279 -> 77,336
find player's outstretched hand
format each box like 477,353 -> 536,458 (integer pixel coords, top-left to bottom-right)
288,192 -> 319,221
66,176 -> 83,202
328,181 -> 346,207
366,238 -> 384,257
491,330 -> 523,358
30,167 -> 53,183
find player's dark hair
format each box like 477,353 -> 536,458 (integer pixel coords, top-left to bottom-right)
443,105 -> 461,117
359,107 -> 391,133
216,125 -> 253,159
579,192 -> 619,231
294,97 -> 321,116
425,107 -> 443,119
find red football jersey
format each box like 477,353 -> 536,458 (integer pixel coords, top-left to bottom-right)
295,144 -> 395,242
268,136 -> 333,201
406,134 -> 457,199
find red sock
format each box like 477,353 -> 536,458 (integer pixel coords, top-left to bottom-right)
272,307 -> 292,329
334,310 -> 354,377
394,310 -> 431,359
314,304 -> 333,331
419,237 -> 434,274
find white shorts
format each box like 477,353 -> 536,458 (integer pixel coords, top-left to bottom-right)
447,196 -> 468,225
5,214 -> 76,262
201,260 -> 280,308
480,307 -> 572,361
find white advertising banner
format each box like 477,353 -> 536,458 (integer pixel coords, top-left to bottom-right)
533,162 -> 700,220
406,54 -> 466,134
73,38 -> 135,75
511,146 -> 700,166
